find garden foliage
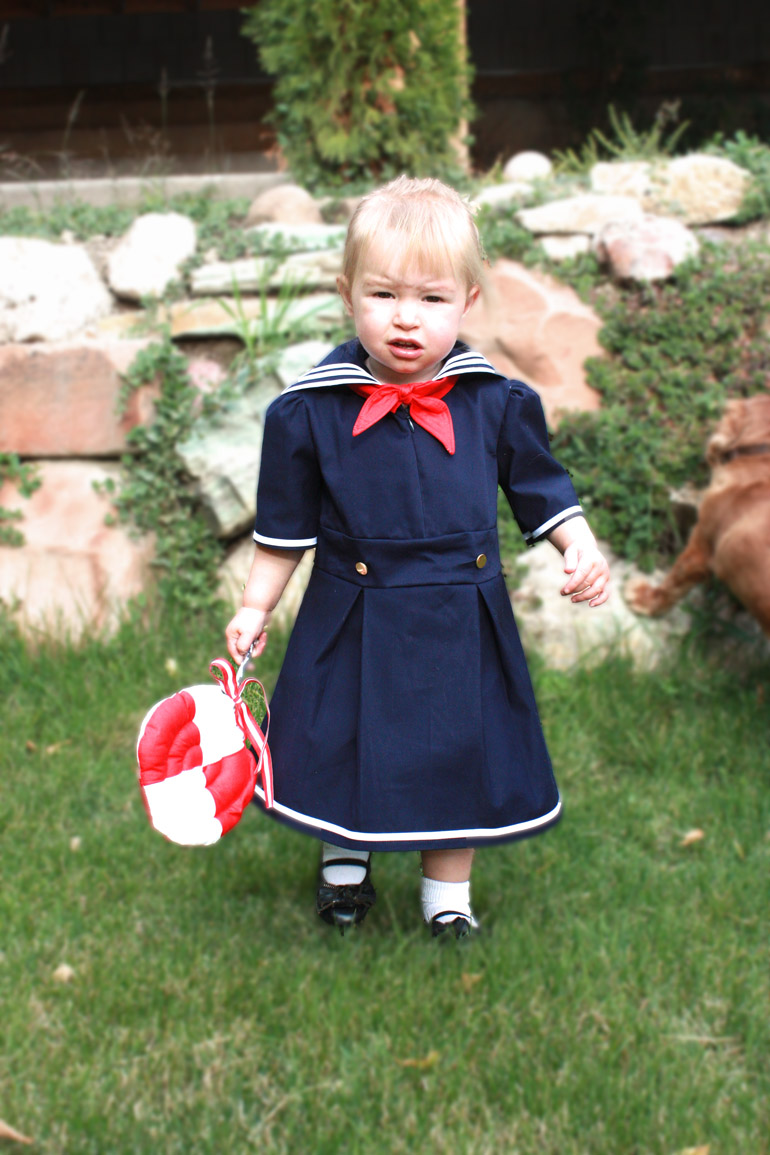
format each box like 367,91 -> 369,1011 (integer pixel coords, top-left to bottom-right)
550,243 -> 770,571
107,337 -> 225,612
0,454 -> 40,547
705,130 -> 770,223
241,0 -> 473,188
552,101 -> 689,174
5,123 -> 770,611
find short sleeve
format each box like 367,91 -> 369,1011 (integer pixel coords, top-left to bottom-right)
253,393 -> 321,548
497,382 -> 582,545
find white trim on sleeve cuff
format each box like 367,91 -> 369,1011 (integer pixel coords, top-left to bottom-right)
253,531 -> 318,548
523,505 -> 583,544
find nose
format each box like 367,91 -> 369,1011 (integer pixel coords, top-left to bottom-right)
393,299 -> 418,327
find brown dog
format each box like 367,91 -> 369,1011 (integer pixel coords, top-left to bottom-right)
626,394 -> 770,637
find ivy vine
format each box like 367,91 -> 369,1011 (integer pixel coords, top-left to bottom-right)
106,336 -> 225,612
0,454 -> 41,547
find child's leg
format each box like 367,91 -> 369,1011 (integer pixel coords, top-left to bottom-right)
421,847 -> 474,881
321,840 -> 370,885
420,848 -> 478,935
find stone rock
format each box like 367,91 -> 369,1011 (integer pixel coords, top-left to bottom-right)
472,182 -> 533,209
0,339 -> 155,456
512,539 -> 690,670
540,234 -> 591,261
0,461 -> 155,640
176,382 -> 279,540
646,153 -> 751,225
245,222 -> 348,251
190,248 -> 343,296
0,236 -> 112,342
245,184 -> 323,226
459,259 -> 602,423
590,160 -> 653,200
593,215 -> 699,282
148,293 -> 346,341
268,339 -> 334,387
107,212 -> 197,302
517,194 -> 644,236
219,536 -> 315,631
177,340 -> 330,539
694,219 -> 768,247
502,151 -> 553,183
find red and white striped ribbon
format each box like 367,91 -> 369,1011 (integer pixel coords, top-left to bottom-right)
209,658 -> 274,810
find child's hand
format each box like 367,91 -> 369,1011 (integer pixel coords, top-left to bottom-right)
547,516 -> 610,608
225,607 -> 269,665
560,540 -> 610,607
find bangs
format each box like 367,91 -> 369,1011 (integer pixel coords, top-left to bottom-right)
360,220 -> 460,282
343,177 -> 485,290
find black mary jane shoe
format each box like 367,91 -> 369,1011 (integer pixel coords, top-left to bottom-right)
316,856 -> 376,935
430,911 -> 475,941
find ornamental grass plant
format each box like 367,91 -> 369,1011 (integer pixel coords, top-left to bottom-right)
1,607 -> 768,1153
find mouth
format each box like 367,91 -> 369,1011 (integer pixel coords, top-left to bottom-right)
389,339 -> 423,355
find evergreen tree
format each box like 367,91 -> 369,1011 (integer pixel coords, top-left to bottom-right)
242,0 -> 473,188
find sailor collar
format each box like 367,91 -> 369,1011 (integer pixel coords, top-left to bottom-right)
282,342 -> 505,394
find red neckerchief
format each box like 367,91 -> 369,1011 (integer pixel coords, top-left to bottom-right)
350,376 -> 458,454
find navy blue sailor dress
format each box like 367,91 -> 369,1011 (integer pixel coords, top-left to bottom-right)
250,339 -> 583,852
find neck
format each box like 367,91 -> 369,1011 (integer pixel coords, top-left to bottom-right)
365,355 -> 444,385
720,443 -> 770,463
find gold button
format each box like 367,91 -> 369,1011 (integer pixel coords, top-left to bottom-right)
475,553 -> 487,569
355,561 -> 368,575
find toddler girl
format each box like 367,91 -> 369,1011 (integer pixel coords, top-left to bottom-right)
226,176 -> 610,938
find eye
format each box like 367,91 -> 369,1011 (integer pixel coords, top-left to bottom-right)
372,290 -> 394,299
424,294 -> 444,303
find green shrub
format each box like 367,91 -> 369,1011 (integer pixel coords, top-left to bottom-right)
551,241 -> 770,570
241,0 -> 473,188
0,194 -> 257,257
476,205 -> 547,266
705,130 -> 770,223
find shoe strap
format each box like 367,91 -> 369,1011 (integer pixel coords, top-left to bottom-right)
323,856 -> 371,869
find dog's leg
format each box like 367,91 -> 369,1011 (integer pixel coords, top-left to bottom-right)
625,525 -> 712,616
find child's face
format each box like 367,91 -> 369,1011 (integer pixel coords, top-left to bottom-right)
338,231 -> 479,384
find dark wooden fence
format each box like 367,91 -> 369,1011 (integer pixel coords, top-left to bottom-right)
0,1 -> 768,175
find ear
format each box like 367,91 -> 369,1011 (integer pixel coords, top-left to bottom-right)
337,274 -> 354,316
462,284 -> 480,317
706,400 -> 742,466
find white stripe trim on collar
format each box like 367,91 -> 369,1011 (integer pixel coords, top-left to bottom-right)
283,351 -> 503,393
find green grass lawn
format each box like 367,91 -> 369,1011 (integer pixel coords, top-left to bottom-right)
1,607 -> 768,1154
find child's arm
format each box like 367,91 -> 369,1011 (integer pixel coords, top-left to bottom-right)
547,516 -> 610,608
225,545 -> 306,663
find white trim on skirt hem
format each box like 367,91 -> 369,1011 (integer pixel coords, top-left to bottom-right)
251,785 -> 562,845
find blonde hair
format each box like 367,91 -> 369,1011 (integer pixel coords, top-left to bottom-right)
342,175 -> 485,292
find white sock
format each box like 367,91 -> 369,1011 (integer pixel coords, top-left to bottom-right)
420,876 -> 478,927
321,841 -> 370,886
